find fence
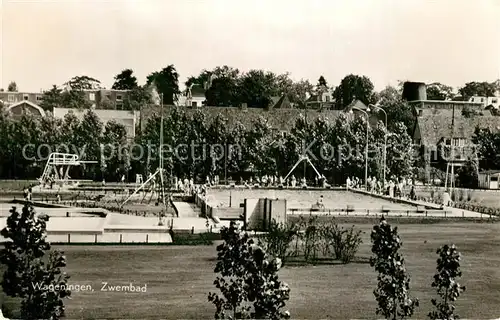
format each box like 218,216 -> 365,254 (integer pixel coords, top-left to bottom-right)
286,208 -> 497,219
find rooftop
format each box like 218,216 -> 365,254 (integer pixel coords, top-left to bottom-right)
415,110 -> 500,146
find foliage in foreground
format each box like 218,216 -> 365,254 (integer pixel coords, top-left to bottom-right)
0,204 -> 71,320
370,216 -> 418,319
428,244 -> 466,320
260,216 -> 363,265
208,222 -> 290,319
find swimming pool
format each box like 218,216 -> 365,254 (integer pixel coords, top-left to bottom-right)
206,189 -> 416,210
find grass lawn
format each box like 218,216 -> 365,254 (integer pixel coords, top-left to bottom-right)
3,221 -> 500,319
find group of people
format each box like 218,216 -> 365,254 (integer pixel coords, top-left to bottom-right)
241,174 -> 328,189
175,177 -> 195,194
346,176 -> 417,200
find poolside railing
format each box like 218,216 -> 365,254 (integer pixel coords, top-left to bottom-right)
287,208 -> 477,218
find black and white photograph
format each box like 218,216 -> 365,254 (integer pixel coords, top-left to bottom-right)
0,0 -> 500,319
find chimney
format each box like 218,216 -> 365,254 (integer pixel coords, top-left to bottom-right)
402,82 -> 427,101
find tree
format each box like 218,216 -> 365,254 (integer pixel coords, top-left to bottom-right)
124,86 -> 152,110
239,70 -> 279,108
456,159 -> 478,188
7,81 -> 18,92
39,85 -> 64,111
206,76 -> 240,107
101,121 -> 130,181
208,221 -> 291,320
429,244 -> 465,320
147,65 -> 181,105
458,81 -> 497,99
185,69 -> 212,89
258,221 -> 299,266
112,69 -> 138,90
426,83 -> 454,101
385,122 -> 414,179
471,127 -> 500,170
187,66 -> 241,107
74,110 -> 103,179
333,74 -> 375,109
290,79 -> 314,108
61,90 -> 92,109
377,86 -> 415,135
64,75 -> 101,90
246,116 -> 277,174
370,217 -> 418,320
0,204 -> 70,319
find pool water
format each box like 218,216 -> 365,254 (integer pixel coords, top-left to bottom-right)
207,189 -> 415,210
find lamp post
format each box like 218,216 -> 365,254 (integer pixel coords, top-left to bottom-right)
350,106 -> 369,190
368,104 -> 387,189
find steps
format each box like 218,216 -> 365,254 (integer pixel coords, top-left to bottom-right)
172,202 -> 202,218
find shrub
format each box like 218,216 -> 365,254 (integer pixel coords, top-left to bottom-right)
208,221 -> 291,319
370,216 -> 418,319
258,221 -> 299,266
429,244 -> 465,320
303,225 -> 320,262
321,220 -> 363,264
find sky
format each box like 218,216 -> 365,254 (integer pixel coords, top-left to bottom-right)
1,0 -> 499,93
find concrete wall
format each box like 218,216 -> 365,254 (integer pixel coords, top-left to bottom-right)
270,199 -> 287,225
2,229 -> 172,244
244,198 -> 287,231
245,198 -> 262,230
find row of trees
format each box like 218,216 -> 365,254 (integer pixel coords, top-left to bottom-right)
2,100 -> 497,186
209,218 -> 466,320
137,107 -> 415,184
1,98 -> 417,181
0,109 -> 129,181
0,87 -> 415,183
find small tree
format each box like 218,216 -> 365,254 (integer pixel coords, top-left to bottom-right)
370,217 -> 418,320
320,218 -> 363,264
428,244 -> 465,320
208,221 -> 290,319
0,204 -> 70,319
258,221 -> 298,266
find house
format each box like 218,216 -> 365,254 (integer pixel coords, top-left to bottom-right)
0,91 -> 44,106
177,84 -> 206,107
478,170 -> 500,189
403,80 -> 500,182
305,86 -> 335,109
89,89 -> 130,110
5,100 -> 46,119
344,99 -> 385,127
0,89 -> 131,110
52,108 -> 139,139
469,96 -> 500,109
412,101 -> 500,182
268,94 -> 293,109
